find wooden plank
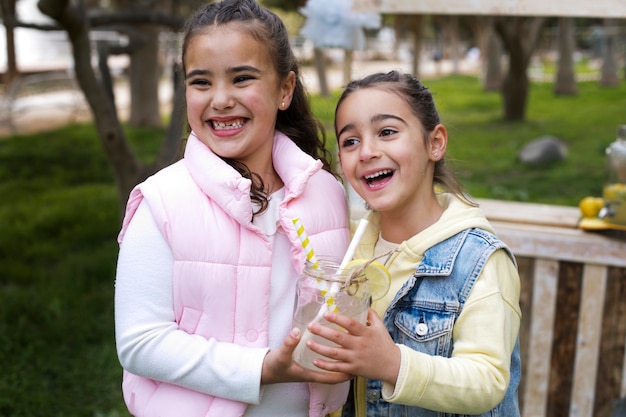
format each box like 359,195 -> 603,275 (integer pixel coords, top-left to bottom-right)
517,257 -> 535,411
477,198 -> 580,229
616,269 -> 626,398
623,342 -> 626,402
595,267 -> 626,417
569,264 -> 607,417
523,259 -> 559,417
548,262 -> 581,415
352,0 -> 626,17
623,337 -> 626,398
489,221 -> 626,268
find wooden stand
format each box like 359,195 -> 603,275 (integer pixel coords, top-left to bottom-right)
478,199 -> 626,417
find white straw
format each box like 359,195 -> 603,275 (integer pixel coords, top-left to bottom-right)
293,218 -> 371,367
317,218 -> 370,310
339,218 -> 370,270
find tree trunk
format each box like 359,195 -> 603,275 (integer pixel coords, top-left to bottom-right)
128,23 -> 162,127
1,0 -> 18,86
495,16 -> 547,121
409,14 -> 424,77
484,31 -> 503,91
447,16 -> 461,75
468,16 -> 502,92
599,18 -> 619,87
313,47 -> 329,97
501,42 -> 530,122
392,16 -> 403,61
554,18 -> 578,96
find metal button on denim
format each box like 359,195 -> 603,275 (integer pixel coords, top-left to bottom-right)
416,323 -> 428,336
366,390 -> 380,401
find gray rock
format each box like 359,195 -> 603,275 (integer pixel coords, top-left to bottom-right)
518,136 -> 569,165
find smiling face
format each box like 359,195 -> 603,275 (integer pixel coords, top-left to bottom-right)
336,87 -> 446,221
184,23 -> 295,174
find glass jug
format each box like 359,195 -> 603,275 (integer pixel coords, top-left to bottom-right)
600,125 -> 626,225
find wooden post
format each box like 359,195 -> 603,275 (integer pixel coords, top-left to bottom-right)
522,259 -> 559,417
569,264 -> 607,417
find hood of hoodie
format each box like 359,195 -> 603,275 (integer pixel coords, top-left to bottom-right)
410,193 -> 494,255
354,193 -> 493,261
352,193 -> 494,314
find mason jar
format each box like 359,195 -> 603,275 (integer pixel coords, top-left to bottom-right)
291,259 -> 370,371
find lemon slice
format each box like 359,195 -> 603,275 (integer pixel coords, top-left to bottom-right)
346,259 -> 391,301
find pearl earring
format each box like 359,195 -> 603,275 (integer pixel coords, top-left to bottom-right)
433,152 -> 439,158
281,102 -> 285,109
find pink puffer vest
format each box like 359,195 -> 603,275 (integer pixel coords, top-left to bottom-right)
118,132 -> 350,417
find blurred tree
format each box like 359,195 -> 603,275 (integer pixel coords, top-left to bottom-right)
395,14 -> 424,77
599,18 -> 619,87
554,17 -> 578,96
95,0 -> 204,128
433,15 -> 461,75
1,0 -> 19,86
495,16 -> 547,121
467,16 -> 503,91
484,31 -> 504,91
112,0 -> 171,128
36,0 -> 189,214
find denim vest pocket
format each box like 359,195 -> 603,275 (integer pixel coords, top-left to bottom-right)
393,306 -> 456,355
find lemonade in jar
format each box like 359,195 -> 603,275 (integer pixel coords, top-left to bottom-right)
291,259 -> 371,371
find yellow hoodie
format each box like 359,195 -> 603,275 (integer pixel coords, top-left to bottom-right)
351,193 -> 521,414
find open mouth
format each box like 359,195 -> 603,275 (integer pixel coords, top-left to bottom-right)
211,118 -> 245,130
364,169 -> 393,187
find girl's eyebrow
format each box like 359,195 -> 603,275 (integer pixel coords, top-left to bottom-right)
185,68 -> 210,80
337,122 -> 355,138
372,113 -> 406,125
230,65 -> 262,74
185,65 -> 261,80
337,113 -> 406,137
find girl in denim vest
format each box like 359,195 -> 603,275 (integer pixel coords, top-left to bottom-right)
306,71 -> 522,417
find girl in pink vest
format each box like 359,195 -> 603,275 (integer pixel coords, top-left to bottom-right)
115,1 -> 351,416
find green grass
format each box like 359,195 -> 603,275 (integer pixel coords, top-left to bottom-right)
0,125 -> 132,417
1,74 -> 624,416
540,57 -> 599,75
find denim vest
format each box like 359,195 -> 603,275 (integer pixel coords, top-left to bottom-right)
343,228 -> 521,417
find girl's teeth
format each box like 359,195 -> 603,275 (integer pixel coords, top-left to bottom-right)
213,120 -> 244,130
365,170 -> 392,180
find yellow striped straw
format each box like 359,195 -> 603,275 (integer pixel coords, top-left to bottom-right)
291,217 -> 338,313
292,217 -> 319,269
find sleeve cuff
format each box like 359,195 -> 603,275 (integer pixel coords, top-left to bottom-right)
239,347 -> 271,404
381,343 -> 408,400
